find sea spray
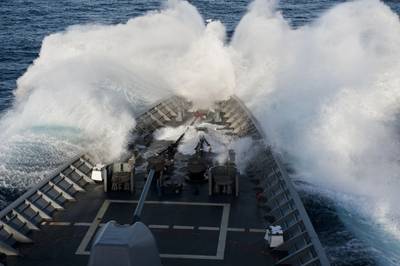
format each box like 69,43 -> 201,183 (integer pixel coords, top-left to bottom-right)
4,0 -> 235,165
231,0 -> 400,263
154,123 -> 254,173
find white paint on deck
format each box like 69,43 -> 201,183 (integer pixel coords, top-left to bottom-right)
149,224 -> 170,229
249,228 -> 266,233
47,222 -> 71,226
198,226 -> 219,231
75,200 -> 109,255
227,227 -> 245,232
74,222 -> 91,226
216,204 -> 230,260
173,225 -> 194,230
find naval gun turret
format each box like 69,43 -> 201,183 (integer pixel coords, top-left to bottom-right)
88,221 -> 161,266
88,169 -> 161,266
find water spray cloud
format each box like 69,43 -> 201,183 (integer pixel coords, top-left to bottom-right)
231,0 -> 400,256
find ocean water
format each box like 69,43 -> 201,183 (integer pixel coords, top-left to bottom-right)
1,0 -> 400,265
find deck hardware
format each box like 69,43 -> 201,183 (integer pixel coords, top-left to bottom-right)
24,200 -> 52,220
61,173 -> 85,192
0,240 -> 19,256
148,112 -> 165,126
267,199 -> 294,216
48,181 -> 75,201
70,165 -> 94,184
275,243 -> 313,265
160,102 -> 177,117
273,208 -> 299,225
37,191 -> 64,210
80,157 -> 94,169
265,189 -> 289,206
11,210 -> 39,231
283,219 -> 304,233
0,222 -> 33,243
275,231 -> 308,251
263,182 -> 284,198
154,107 -> 171,121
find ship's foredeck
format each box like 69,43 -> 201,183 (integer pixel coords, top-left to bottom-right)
1,96 -> 329,266
6,151 -> 274,266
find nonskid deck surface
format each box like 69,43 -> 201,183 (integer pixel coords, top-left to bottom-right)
6,151 -> 274,266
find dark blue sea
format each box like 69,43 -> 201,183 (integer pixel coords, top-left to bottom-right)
1,1 -> 400,265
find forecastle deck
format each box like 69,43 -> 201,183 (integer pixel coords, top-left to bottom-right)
0,96 -> 329,266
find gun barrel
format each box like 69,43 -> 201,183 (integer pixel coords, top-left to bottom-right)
133,169 -> 155,223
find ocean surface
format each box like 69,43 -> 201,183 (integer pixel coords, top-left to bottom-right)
1,0 -> 400,265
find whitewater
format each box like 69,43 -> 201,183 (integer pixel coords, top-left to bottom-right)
1,0 -> 400,264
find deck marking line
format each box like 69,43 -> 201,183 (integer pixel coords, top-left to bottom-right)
149,224 -> 170,229
249,228 -> 266,233
173,225 -> 194,230
48,222 -> 71,226
216,204 -> 230,260
76,200 -> 110,255
160,254 -> 219,260
108,199 -> 225,207
76,200 -> 230,260
198,226 -> 219,231
227,227 -> 245,232
74,222 -> 91,226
